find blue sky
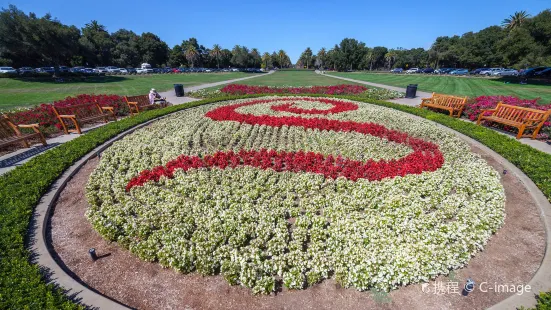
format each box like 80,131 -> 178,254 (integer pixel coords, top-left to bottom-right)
2,0 -> 550,62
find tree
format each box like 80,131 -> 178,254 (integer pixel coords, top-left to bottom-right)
185,45 -> 199,68
315,47 -> 327,68
249,48 -> 261,68
261,52 -> 271,69
111,29 -> 140,67
299,47 -> 313,68
384,51 -> 398,69
231,45 -> 250,68
278,50 -> 288,68
168,45 -> 186,67
210,44 -> 222,68
502,11 -> 531,30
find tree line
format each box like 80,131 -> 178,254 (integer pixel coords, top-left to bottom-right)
0,5 -> 292,69
297,9 -> 551,71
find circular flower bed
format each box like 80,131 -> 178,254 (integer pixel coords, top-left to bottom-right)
86,96 -> 505,295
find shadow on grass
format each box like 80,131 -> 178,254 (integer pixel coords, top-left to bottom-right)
10,75 -> 130,84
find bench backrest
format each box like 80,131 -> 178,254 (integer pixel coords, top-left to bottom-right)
492,102 -> 551,123
124,95 -> 150,107
0,115 -> 19,141
431,93 -> 467,108
52,102 -> 103,119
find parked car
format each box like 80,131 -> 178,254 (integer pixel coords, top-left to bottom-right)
137,68 -> 153,73
470,68 -> 489,75
17,67 -> 35,74
479,68 -> 504,76
106,66 -> 120,73
69,67 -> 84,73
118,68 -> 128,74
406,68 -> 421,73
422,68 -> 434,74
390,68 -> 403,73
520,66 -> 549,77
0,66 -> 17,73
125,68 -> 137,74
58,66 -> 70,73
95,67 -> 107,73
450,69 -> 469,75
534,67 -> 551,77
37,67 -> 55,74
493,69 -> 519,76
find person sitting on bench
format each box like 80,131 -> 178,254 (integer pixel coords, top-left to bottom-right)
149,88 -> 167,107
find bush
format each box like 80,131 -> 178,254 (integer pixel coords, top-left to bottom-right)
220,84 -> 369,95
519,291 -> 551,310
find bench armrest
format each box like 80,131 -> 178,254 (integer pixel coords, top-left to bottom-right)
127,101 -> 138,105
101,106 -> 114,111
59,114 -> 77,119
17,123 -> 40,129
480,109 -> 496,113
18,123 -> 41,133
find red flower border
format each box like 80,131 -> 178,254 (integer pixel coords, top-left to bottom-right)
270,98 -> 358,115
126,98 -> 444,191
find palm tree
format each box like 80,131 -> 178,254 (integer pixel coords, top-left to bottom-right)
210,44 -> 222,68
261,52 -> 271,69
317,47 -> 326,68
502,11 -> 531,30
185,45 -> 199,68
384,51 -> 397,70
278,50 -> 287,68
85,20 -> 106,32
365,51 -> 374,71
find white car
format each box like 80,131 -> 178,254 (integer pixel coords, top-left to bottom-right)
118,68 -> 128,74
406,68 -> 420,73
0,66 -> 17,73
94,67 -> 108,73
137,68 -> 153,73
106,66 -> 120,73
492,69 -> 519,76
480,68 -> 504,76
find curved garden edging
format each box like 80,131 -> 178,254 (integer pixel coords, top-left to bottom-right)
31,96 -> 550,309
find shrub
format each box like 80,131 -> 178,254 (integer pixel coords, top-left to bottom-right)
519,291 -> 551,310
220,84 -> 368,95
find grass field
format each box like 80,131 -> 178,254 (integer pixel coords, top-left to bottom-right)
0,72 -> 257,110
201,70 -> 361,92
327,72 -> 551,104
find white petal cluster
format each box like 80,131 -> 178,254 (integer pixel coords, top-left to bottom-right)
86,97 -> 505,294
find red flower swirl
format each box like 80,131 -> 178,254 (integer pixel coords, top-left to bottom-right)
126,98 -> 444,191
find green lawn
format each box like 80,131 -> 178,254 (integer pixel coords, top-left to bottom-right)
0,72 -> 258,110
201,70 -> 361,92
327,72 -> 551,104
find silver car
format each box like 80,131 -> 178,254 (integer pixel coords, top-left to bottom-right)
493,69 -> 519,76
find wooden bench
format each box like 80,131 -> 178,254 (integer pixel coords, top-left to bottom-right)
477,102 -> 551,139
1,115 -> 47,148
52,102 -> 117,134
420,93 -> 468,118
124,95 -> 165,115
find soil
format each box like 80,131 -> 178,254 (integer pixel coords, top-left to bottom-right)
48,142 -> 546,310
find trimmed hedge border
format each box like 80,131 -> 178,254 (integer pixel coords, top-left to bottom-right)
1,94 -> 550,308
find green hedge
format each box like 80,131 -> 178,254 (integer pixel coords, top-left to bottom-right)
0,94 -> 550,308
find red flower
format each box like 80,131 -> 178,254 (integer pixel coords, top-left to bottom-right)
126,98 -> 444,191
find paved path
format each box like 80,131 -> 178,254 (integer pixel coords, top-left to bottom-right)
317,70 -> 431,106
317,71 -> 551,154
0,72 -> 273,175
159,70 -> 273,104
